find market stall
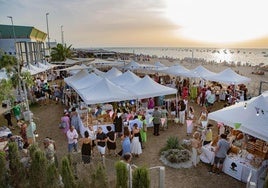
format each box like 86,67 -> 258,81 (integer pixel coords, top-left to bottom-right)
205,91 -> 268,186
77,106 -> 114,137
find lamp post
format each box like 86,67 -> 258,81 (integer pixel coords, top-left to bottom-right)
61,25 -> 64,45
46,13 -> 50,55
7,16 -> 22,95
7,16 -> 33,126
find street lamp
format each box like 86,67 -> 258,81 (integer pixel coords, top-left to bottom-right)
7,16 -> 17,55
46,13 -> 50,55
61,25 -> 64,45
7,16 -> 33,126
7,16 -> 22,93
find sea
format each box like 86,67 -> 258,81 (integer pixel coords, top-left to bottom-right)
103,47 -> 268,66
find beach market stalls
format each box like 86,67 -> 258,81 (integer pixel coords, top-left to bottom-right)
181,65 -> 216,79
204,68 -> 251,85
64,70 -> 102,91
204,91 -> 268,186
102,67 -> 122,79
159,64 -> 189,77
110,70 -> 141,87
123,75 -> 177,99
76,77 -> 135,105
208,91 -> 268,142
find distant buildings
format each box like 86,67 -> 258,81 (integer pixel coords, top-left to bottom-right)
0,24 -> 49,64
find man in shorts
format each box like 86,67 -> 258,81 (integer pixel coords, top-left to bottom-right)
210,134 -> 231,175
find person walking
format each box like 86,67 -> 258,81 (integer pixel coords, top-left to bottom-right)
106,125 -> 117,156
113,109 -> 123,137
191,131 -> 201,167
118,126 -> 131,157
4,110 -> 14,130
152,107 -> 161,136
130,124 -> 142,157
210,134 -> 231,175
43,137 -> 56,164
79,131 -> 92,164
70,107 -> 79,134
66,125 -> 79,152
178,100 -> 186,125
96,127 -> 107,157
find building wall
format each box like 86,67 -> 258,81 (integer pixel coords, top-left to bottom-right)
0,38 -> 45,64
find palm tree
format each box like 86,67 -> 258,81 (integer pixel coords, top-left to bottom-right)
0,53 -> 34,101
50,43 -> 73,62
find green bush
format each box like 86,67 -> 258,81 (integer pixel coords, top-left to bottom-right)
160,136 -> 183,153
115,161 -> 128,188
61,156 -> 77,188
90,163 -> 108,188
0,151 -> 8,187
132,166 -> 150,188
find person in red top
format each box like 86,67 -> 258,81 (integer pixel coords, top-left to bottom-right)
200,85 -> 207,106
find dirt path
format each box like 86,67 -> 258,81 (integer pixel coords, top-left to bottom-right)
1,100 -> 245,188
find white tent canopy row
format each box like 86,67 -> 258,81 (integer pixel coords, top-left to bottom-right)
64,69 -> 177,105
204,68 -> 251,85
21,63 -> 53,75
64,70 -> 102,91
180,65 -> 216,78
208,91 -> 268,142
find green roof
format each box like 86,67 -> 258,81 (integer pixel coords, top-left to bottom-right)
0,24 -> 47,41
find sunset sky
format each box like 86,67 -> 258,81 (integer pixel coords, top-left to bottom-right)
1,0 -> 268,48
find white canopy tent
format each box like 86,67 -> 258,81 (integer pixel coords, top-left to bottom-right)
59,64 -> 91,72
103,67 -> 122,79
77,78 -> 135,104
110,70 -> 141,87
64,70 -> 102,90
92,68 -> 105,77
123,75 -> 177,99
208,91 -> 268,142
154,61 -> 166,67
51,58 -> 81,65
159,64 -> 189,76
122,61 -> 143,71
36,62 -> 53,71
204,68 -> 251,85
89,58 -> 125,68
21,64 -> 46,75
181,65 -> 216,79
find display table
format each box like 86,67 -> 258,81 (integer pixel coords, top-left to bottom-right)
200,144 -> 215,165
223,155 -> 264,185
0,127 -> 12,138
78,113 -> 114,137
200,144 -> 265,185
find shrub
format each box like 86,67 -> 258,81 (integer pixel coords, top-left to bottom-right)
90,163 -> 108,188
115,161 -> 128,188
132,166 -> 150,188
160,136 -> 183,153
61,156 -> 77,188
0,151 -> 8,187
28,149 -> 48,187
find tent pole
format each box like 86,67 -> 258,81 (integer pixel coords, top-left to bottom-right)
176,93 -> 179,118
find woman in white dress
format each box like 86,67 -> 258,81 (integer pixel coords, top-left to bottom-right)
186,106 -> 195,136
130,124 -> 142,157
191,131 -> 201,167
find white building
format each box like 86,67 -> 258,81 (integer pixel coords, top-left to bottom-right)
0,24 -> 48,64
